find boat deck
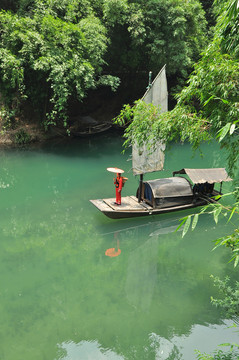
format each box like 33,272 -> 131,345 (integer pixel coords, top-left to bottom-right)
90,194 -> 212,219
91,196 -> 152,212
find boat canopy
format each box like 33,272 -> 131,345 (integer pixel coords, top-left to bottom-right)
173,168 -> 232,184
145,177 -> 193,198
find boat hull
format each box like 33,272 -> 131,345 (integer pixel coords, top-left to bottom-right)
90,195 -> 217,219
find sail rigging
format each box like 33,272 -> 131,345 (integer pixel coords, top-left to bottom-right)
142,65 -> 168,111
132,65 -> 168,176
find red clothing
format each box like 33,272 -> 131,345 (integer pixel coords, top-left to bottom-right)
114,175 -> 123,204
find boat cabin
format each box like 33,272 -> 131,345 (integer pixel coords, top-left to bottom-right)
137,168 -> 232,209
138,177 -> 193,209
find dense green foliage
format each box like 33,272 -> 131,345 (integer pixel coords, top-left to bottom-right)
196,348 -> 239,360
105,0 -> 208,76
0,0 -> 208,129
199,0 -> 215,27
0,2 -> 119,129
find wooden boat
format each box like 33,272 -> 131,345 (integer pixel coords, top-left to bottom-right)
69,115 -> 112,136
71,122 -> 112,136
90,68 -> 232,219
90,168 -> 232,219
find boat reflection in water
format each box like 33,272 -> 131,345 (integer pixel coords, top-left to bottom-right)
55,215 -> 237,360
105,233 -> 121,258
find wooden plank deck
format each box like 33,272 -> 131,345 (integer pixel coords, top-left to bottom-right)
90,196 -> 152,213
129,196 -> 152,209
103,196 -> 149,211
90,199 -> 112,212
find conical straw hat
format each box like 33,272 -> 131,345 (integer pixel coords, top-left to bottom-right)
107,167 -> 124,174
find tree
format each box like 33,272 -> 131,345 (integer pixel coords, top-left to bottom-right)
0,1 -> 119,129
199,0 -> 215,28
104,0 -> 208,77
0,0 -> 210,129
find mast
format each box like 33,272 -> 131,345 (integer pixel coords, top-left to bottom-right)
132,65 -> 168,202
138,174 -> 143,203
137,71 -> 152,203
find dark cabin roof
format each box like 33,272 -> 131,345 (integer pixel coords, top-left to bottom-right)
173,168 -> 232,184
145,177 -> 193,198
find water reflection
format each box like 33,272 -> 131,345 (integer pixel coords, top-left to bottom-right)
102,218 -> 184,313
148,334 -> 179,360
57,335 -> 182,360
125,236 -> 158,312
171,320 -> 239,359
100,217 -> 183,239
56,340 -> 124,359
55,320 -> 238,360
105,233 -> 121,257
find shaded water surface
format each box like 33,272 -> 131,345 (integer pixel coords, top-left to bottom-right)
0,131 -> 237,360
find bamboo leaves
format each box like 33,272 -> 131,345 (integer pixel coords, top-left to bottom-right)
178,213 -> 199,238
191,213 -> 199,231
213,205 -> 222,224
218,123 -> 231,142
177,190 -> 239,267
217,121 -> 238,142
213,228 -> 239,268
182,216 -> 191,238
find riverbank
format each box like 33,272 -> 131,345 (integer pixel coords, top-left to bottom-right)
0,90 -> 126,147
0,116 -> 125,147
0,71 -> 151,147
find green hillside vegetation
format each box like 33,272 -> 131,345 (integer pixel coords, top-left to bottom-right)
0,0 -> 208,137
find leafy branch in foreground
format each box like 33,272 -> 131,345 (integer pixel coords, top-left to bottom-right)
195,346 -> 239,360
210,276 -> 239,318
176,190 -> 239,267
213,228 -> 239,267
114,99 -> 211,151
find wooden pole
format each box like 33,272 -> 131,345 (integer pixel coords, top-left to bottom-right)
138,174 -> 143,203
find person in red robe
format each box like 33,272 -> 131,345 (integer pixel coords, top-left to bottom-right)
114,173 -> 123,205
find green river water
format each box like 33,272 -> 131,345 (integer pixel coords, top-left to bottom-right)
0,130 -> 238,360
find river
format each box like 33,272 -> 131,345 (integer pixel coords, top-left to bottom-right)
0,130 -> 237,360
